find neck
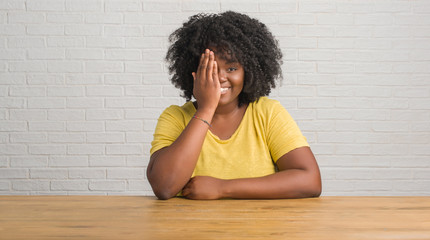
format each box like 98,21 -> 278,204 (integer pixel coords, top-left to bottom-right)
194,100 -> 244,119
214,101 -> 242,117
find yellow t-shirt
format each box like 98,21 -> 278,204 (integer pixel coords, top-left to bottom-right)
150,97 -> 309,180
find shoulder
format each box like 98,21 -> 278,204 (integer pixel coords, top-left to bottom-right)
160,101 -> 195,119
250,97 -> 286,116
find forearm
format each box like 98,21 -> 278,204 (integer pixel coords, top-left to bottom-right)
221,169 -> 321,199
147,110 -> 213,199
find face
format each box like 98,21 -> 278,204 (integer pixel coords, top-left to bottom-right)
213,53 -> 244,107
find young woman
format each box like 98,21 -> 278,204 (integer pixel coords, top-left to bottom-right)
147,11 -> 321,200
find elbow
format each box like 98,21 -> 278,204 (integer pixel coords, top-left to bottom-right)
153,188 -> 177,200
147,175 -> 179,200
308,175 -> 322,198
310,183 -> 322,198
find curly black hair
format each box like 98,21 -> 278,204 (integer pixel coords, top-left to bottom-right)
165,11 -> 283,106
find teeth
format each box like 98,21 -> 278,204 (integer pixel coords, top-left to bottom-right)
220,88 -> 229,93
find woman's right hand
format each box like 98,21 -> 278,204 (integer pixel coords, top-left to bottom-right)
192,49 -> 220,115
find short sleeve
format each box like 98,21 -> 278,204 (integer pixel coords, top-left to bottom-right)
150,105 -> 187,155
266,101 -> 309,162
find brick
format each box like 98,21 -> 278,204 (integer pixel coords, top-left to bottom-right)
27,0 -> 65,11
48,61 -> 82,73
372,122 -> 409,132
374,143 -> 411,156
299,0 -> 335,13
47,36 -> 84,47
66,121 -> 104,132
28,121 -> 64,131
105,98 -> 143,108
66,98 -> 103,108
85,13 -> 122,24
51,180 -> 89,191
48,110 -> 85,121
144,25 -> 177,37
9,61 -> 46,72
106,0 -> 141,12
89,156 -> 126,167
65,25 -> 102,36
259,2 -> 296,12
125,62 -> 163,73
85,61 -> 123,73
10,133 -> 47,143
128,180 -> 152,191
299,120 -> 334,131
89,180 -> 126,191
284,62 -> 315,73
391,133 -> 429,144
317,109 -> 353,120
47,86 -> 84,97
125,37 -> 163,49
29,145 -> 66,154
66,74 -> 101,85
27,98 -> 65,109
8,12 -> 45,23
0,181 -> 10,191
336,120 -> 372,132
68,144 -> 104,155
299,50 -> 334,61
105,49 -> 141,60
86,37 -> 124,48
66,49 -> 103,60
12,181 -> 50,191
47,14 -> 83,23
125,109 -> 162,119
49,133 -> 86,143
0,49 -> 25,60
28,49 -> 65,60
0,0 -> 25,10
30,169 -> 68,179
0,121 -> 27,132
86,109 -> 123,120
27,25 -> 64,36
105,26 -> 142,37
0,168 -> 27,178
181,0 -> 220,11
87,133 -> 125,143
66,0 -> 102,12
69,169 -> 105,179
353,109 -> 390,121
49,156 -> 88,167
107,168 -> 145,179
106,144 -> 143,155
104,74 -> 141,85
126,85 -> 162,97
125,13 -> 161,24
106,120 -> 142,131
354,132 -> 389,144
126,132 -> 152,143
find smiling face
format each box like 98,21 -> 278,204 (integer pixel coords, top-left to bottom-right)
213,51 -> 245,108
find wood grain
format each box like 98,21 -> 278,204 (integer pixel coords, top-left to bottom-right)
1,196 -> 429,239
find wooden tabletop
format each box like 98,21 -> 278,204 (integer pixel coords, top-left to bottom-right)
1,196 -> 429,240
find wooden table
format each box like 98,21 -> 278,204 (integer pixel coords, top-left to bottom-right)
1,196 -> 429,240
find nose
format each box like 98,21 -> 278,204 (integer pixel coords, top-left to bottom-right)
218,70 -> 227,82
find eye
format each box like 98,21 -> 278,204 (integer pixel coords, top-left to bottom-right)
227,67 -> 237,72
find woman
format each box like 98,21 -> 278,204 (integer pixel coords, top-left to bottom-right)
147,11 -> 321,200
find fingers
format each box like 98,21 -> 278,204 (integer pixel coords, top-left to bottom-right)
199,49 -> 210,81
206,51 -> 214,81
212,60 -> 219,85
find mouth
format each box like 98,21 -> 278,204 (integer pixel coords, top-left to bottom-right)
220,87 -> 230,94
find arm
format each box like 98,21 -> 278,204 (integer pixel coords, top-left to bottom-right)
147,50 -> 220,200
181,146 -> 321,199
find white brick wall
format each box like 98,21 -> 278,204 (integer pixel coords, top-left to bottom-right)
0,0 -> 429,196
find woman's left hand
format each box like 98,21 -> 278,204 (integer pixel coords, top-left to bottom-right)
182,176 -> 225,200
